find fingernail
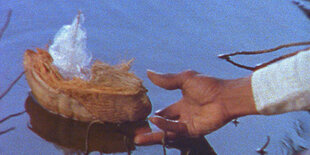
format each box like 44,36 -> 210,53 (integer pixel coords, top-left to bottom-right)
134,136 -> 142,144
147,69 -> 155,72
149,116 -> 158,123
147,69 -> 161,74
155,110 -> 162,115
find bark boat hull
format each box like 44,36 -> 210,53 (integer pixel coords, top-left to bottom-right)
24,49 -> 151,123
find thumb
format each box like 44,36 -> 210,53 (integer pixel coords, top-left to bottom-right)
147,70 -> 199,90
147,70 -> 183,90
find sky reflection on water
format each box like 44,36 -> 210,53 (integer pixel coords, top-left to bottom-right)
1,0 -> 310,154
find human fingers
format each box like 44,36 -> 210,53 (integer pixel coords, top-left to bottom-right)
134,131 -> 177,145
149,116 -> 188,135
155,100 -> 183,120
134,125 -> 152,135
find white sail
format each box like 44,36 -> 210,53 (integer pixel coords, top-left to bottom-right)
48,12 -> 92,80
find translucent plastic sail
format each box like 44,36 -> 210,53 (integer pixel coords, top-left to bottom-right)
48,12 -> 92,80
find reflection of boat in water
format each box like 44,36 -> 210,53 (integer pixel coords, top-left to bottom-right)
25,94 -> 150,154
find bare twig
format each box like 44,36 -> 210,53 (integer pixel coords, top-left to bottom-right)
218,41 -> 310,71
72,11 -> 82,46
232,119 -> 240,127
219,41 -> 310,57
123,135 -> 131,155
162,131 -> 167,155
0,9 -> 12,42
219,56 -> 256,71
0,127 -> 15,136
256,136 -> 270,155
254,50 -> 301,70
85,120 -> 101,154
293,120 -> 305,138
0,71 -> 25,100
280,135 -> 307,154
293,0 -> 310,19
0,111 -> 26,124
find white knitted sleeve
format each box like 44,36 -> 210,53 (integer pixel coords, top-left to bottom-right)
251,49 -> 310,115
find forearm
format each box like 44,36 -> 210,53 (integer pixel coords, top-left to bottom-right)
221,76 -> 259,119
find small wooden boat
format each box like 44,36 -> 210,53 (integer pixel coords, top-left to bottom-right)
23,49 -> 151,123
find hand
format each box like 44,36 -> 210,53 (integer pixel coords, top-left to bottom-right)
134,70 -> 257,145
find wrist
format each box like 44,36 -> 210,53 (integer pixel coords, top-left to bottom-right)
221,76 -> 259,119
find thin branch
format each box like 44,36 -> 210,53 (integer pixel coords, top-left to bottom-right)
0,127 -> 15,136
85,120 -> 101,154
0,111 -> 26,124
256,136 -> 270,155
232,118 -> 240,127
162,131 -> 167,155
218,41 -> 310,58
293,0 -> 310,19
253,50 -> 301,70
123,135 -> 131,155
0,71 -> 25,100
0,9 -> 12,42
72,11 -> 81,46
218,41 -> 310,71
219,56 -> 256,71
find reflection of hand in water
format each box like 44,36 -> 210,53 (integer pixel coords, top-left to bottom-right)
135,70 -> 258,145
134,123 -> 216,154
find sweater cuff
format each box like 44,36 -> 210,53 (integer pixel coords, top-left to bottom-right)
251,50 -> 310,115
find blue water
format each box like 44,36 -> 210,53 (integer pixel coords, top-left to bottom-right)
0,0 -> 310,154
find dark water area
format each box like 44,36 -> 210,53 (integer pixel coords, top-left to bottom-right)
1,0 -> 310,154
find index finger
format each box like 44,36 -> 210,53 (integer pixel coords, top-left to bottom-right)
150,116 -> 188,135
134,131 -> 177,145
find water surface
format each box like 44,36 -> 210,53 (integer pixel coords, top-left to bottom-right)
1,1 -> 310,154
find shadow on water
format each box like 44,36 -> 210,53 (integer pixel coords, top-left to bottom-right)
293,0 -> 310,19
25,95 -> 144,154
24,94 -> 216,155
165,137 -> 216,155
